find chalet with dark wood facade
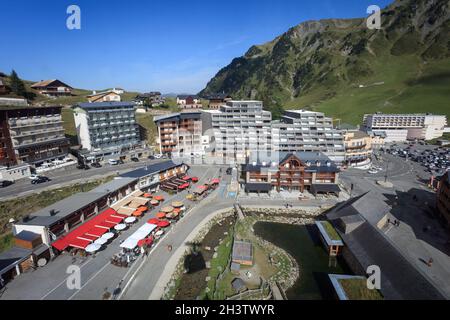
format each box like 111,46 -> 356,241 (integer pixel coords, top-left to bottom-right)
243,152 -> 340,195
30,79 -> 73,97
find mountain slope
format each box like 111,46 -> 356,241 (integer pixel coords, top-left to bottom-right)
200,0 -> 450,124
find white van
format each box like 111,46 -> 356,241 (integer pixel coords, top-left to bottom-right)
108,159 -> 119,165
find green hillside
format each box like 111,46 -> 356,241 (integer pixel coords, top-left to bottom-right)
200,0 -> 450,125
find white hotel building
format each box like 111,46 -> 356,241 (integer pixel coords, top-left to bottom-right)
271,110 -> 345,163
362,113 -> 448,142
202,101 -> 272,163
73,102 -> 142,161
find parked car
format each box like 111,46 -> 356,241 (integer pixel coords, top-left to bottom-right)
31,176 -> 50,184
108,159 -> 119,165
77,163 -> 90,170
91,162 -> 102,168
0,180 -> 14,188
131,157 -> 139,162
154,154 -> 162,159
29,174 -> 39,180
148,155 -> 155,160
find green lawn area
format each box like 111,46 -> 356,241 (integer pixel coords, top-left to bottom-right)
201,226 -> 234,300
339,278 -> 384,300
136,113 -> 157,145
320,221 -> 342,242
0,175 -> 114,253
284,56 -> 450,126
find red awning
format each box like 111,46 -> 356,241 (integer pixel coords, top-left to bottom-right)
105,216 -> 123,224
77,234 -> 97,242
68,238 -> 91,249
52,238 -> 69,251
51,208 -> 119,251
96,221 -> 116,229
211,178 -> 220,184
86,227 -> 108,238
191,177 -> 199,182
182,176 -> 191,181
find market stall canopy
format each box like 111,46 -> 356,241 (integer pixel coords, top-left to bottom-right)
191,177 -> 199,182
117,207 -> 136,216
120,224 -> 157,249
137,206 -> 148,212
153,195 -> 164,201
182,176 -> 191,181
143,193 -> 152,198
211,178 -> 220,184
150,200 -> 159,206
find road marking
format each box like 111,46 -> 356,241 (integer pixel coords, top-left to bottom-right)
68,260 -> 112,300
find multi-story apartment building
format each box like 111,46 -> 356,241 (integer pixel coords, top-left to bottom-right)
343,130 -> 373,168
202,100 -> 272,163
0,106 -> 70,167
271,110 -> 345,164
362,113 -> 447,142
154,112 -> 203,156
73,102 -> 141,161
437,171 -> 450,229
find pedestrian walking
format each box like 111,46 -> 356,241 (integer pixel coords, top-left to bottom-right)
387,218 -> 391,224
427,258 -> 433,267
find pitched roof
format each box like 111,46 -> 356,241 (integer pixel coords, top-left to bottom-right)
327,191 -> 390,226
120,160 -> 180,179
86,90 -> 120,98
31,79 -> 73,89
0,246 -> 32,274
17,192 -> 108,227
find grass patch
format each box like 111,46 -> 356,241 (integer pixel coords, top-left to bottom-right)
201,226 -> 234,300
320,221 -> 342,242
0,175 -> 115,251
0,233 -> 14,253
136,113 -> 157,145
339,278 -> 383,300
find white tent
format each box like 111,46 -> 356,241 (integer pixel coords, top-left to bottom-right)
120,223 -> 157,249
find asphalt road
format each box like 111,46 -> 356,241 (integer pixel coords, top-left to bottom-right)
0,165 -> 228,300
0,159 -> 166,200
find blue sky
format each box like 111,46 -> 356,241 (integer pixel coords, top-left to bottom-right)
1,0 -> 392,93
